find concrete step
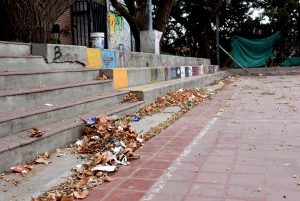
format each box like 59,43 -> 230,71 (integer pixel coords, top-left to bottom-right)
0,91 -> 129,137
120,71 -> 229,103
0,41 -> 31,57
0,80 -> 114,112
0,101 -> 144,172
0,69 -> 100,90
0,56 -> 48,71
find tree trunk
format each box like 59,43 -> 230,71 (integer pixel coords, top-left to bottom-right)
154,0 -> 173,33
2,0 -> 74,43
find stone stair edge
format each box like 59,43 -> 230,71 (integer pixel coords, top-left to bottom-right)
0,68 -> 100,76
121,72 -> 226,91
0,40 -> 31,46
0,79 -> 112,97
0,90 -> 129,123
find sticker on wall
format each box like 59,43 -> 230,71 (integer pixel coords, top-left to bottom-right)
208,65 -> 214,74
180,66 -> 186,78
102,50 -> 116,69
188,66 -> 193,77
170,67 -> 177,79
184,67 -> 189,77
192,67 -> 199,76
199,65 -> 204,75
176,67 -> 181,78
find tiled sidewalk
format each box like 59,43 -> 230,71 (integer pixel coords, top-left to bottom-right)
84,75 -> 300,201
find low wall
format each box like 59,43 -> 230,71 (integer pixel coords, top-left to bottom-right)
229,67 -> 300,76
31,44 -> 211,69
101,65 -> 220,89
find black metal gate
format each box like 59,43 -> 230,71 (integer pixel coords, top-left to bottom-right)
71,0 -> 107,47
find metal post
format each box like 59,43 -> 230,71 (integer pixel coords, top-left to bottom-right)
216,13 -> 220,66
147,0 -> 153,30
105,0 -> 111,49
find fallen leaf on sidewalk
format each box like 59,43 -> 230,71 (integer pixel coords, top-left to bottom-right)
103,175 -> 114,182
61,196 -> 74,201
78,177 -> 89,186
30,128 -> 44,137
35,158 -> 51,165
73,190 -> 89,199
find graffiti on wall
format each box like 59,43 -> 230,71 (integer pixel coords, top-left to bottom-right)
107,12 -> 132,51
102,50 -> 116,69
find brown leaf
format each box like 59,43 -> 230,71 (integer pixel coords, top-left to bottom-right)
61,196 -> 74,201
95,171 -> 103,177
78,177 -> 89,186
73,190 -> 89,199
35,158 -> 51,165
99,116 -> 108,124
103,175 -> 114,182
30,128 -> 44,137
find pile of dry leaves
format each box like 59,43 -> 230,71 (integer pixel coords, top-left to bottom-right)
122,92 -> 141,103
34,116 -> 142,201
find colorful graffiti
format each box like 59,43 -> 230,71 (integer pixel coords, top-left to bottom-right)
108,12 -> 132,51
102,50 -> 116,69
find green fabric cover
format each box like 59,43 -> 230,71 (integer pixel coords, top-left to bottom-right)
231,32 -> 281,68
282,57 -> 300,67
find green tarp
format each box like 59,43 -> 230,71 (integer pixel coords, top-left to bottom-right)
282,57 -> 300,67
231,32 -> 281,68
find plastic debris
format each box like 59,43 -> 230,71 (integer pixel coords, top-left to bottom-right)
91,136 -> 100,140
44,103 -> 53,107
75,139 -> 84,146
84,117 -> 97,125
131,115 -> 141,121
91,165 -> 117,172
11,165 -> 32,174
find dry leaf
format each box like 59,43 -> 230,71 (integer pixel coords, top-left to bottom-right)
78,177 -> 89,186
99,116 -> 108,124
61,196 -> 74,201
30,128 -> 44,137
35,158 -> 50,165
103,175 -> 114,182
73,190 -> 89,199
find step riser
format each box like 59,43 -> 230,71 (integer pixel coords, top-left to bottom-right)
0,57 -> 47,71
135,72 -> 229,103
0,71 -> 100,90
0,103 -> 143,171
0,43 -> 31,57
0,93 -> 127,137
0,82 -> 114,112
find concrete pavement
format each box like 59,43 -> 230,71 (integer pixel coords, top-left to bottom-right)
83,75 -> 300,201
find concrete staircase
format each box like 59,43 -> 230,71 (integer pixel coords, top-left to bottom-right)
0,41 -> 144,171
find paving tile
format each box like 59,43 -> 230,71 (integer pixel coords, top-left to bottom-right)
144,193 -> 185,201
131,168 -> 164,180
141,160 -> 172,170
201,162 -> 233,173
196,172 -> 229,184
188,182 -> 225,198
184,196 -> 222,201
159,180 -> 191,195
226,185 -> 268,200
102,189 -> 145,201
167,170 -> 198,182
229,174 -> 266,186
118,178 -> 155,192
82,188 -> 111,201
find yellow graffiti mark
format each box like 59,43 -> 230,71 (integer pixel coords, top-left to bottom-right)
86,48 -> 102,69
108,13 -> 115,33
113,68 -> 128,89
